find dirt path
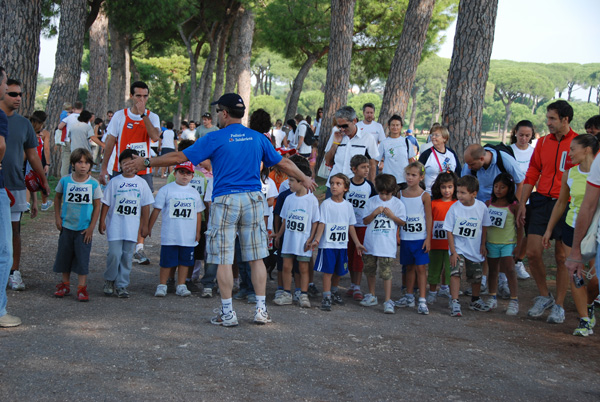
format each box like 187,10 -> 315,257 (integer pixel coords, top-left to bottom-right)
1,176 -> 599,401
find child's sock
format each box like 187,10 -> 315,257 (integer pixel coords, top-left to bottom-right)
428,290 -> 437,295
418,297 -> 426,304
440,285 -> 449,291
309,282 -> 315,287
135,243 -> 143,253
221,298 -> 233,314
331,286 -> 339,294
350,283 -> 357,290
256,295 -> 266,310
323,291 -> 331,298
481,275 -> 487,288
277,285 -> 283,290
471,296 -> 480,302
284,289 -> 292,294
295,287 -> 301,293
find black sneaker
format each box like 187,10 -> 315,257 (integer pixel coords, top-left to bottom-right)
185,281 -> 200,293
308,283 -> 320,298
166,278 -> 176,293
332,291 -> 344,305
115,287 -> 130,298
321,297 -> 332,311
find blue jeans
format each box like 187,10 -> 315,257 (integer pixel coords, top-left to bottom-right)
0,189 -> 14,317
200,263 -> 218,288
235,237 -> 254,295
105,240 -> 135,288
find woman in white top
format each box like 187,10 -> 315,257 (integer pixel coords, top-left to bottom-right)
418,124 -> 461,194
509,120 -> 535,280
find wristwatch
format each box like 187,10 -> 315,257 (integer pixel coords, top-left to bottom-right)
140,111 -> 146,118
143,158 -> 151,167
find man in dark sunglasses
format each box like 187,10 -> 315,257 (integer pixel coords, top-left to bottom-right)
0,76 -> 49,295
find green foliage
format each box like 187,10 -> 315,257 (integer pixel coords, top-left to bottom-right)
572,102 -> 600,133
347,93 -> 383,121
249,95 -> 286,121
297,91 -> 325,117
35,75 -> 53,111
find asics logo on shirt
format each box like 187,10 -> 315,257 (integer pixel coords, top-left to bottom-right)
119,198 -> 137,205
173,201 -> 193,208
459,219 -> 478,227
68,185 -> 88,192
329,224 -> 347,231
119,182 -> 137,188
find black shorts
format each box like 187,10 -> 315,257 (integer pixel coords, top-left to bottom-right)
526,192 -> 568,240
561,222 -> 574,248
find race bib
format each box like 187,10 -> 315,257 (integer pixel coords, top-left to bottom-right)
129,142 -> 148,158
452,217 -> 480,239
114,194 -> 139,216
326,223 -> 348,244
66,183 -> 92,204
404,215 -> 425,233
370,214 -> 393,234
169,199 -> 194,219
190,177 -> 205,196
488,207 -> 507,229
432,220 -> 447,240
346,190 -> 369,210
286,210 -> 308,233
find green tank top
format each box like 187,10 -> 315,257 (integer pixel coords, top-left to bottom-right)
566,166 -> 589,228
487,203 -> 516,244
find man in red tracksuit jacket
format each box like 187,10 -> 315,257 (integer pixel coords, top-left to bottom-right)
517,100 -> 577,324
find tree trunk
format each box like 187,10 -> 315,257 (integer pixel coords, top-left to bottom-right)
285,52 -> 321,123
212,20 -> 232,116
87,7 -> 109,119
108,21 -> 130,113
502,101 -> 512,143
174,82 -> 185,129
443,0 -> 498,160
179,23 -> 202,122
199,28 -> 221,118
408,89 -> 418,131
45,0 -> 88,177
436,87 -> 443,122
378,0 -> 435,130
0,0 -> 42,116
236,7 -> 255,127
588,86 -> 593,103
316,0 -> 356,171
224,14 -> 242,94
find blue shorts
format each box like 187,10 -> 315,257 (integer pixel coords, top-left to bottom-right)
486,242 -> 515,258
160,245 -> 195,268
399,239 -> 430,266
314,248 -> 348,276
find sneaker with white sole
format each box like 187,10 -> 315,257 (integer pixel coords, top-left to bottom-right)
395,295 -> 415,308
273,289 -> 284,301
307,284 -> 320,298
0,313 -> 22,327
273,291 -> 293,305
528,294 -> 555,318
41,200 -> 53,211
321,297 -> 332,311
506,299 -> 519,316
299,294 -> 311,308
133,249 -> 150,265
483,297 -> 498,312
360,294 -> 378,307
383,299 -> 395,314
588,305 -> 596,328
426,291 -> 437,305
154,284 -> 167,297
166,278 -> 176,294
211,310 -> 239,327
469,298 -> 487,311
573,317 -> 593,337
176,284 -> 191,297
546,304 -> 565,324
293,290 -> 302,303
437,288 -> 451,298
201,287 -> 213,298
8,271 -> 25,291
253,308 -> 272,324
418,302 -> 429,315
103,280 -> 115,296
115,287 -> 130,298
594,294 -> 600,306
332,291 -> 344,305
515,261 -> 530,280
497,280 -> 511,299
450,300 -> 462,317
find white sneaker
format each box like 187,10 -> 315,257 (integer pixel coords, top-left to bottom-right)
437,287 -> 451,298
201,287 -> 213,298
253,308 -> 272,325
547,304 -> 565,324
293,290 -> 301,303
176,284 -> 191,297
154,284 -> 167,297
273,291 -> 293,305
299,294 -> 311,308
418,302 -> 430,315
383,299 -> 395,314
506,299 -> 519,316
426,291 -> 437,305
273,289 -> 284,300
211,310 -> 239,327
497,280 -> 511,299
359,293 -> 378,307
515,261 -> 530,280
8,271 -> 25,290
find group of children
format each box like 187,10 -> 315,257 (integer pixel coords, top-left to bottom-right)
50,143 -> 528,322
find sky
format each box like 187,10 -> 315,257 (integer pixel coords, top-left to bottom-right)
38,0 -> 600,99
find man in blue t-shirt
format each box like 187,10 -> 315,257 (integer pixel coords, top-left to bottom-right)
126,93 -> 314,327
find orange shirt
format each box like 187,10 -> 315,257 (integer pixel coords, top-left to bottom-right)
431,199 -> 456,250
113,108 -> 153,175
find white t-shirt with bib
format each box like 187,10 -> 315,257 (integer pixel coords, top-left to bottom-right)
400,191 -> 427,241
153,181 -> 205,247
345,179 -> 377,227
443,200 -> 491,263
362,196 -> 407,258
280,193 -> 320,257
318,198 -> 356,249
375,136 -> 416,184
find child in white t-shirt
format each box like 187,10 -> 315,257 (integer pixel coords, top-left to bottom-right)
443,175 -> 491,317
149,162 -> 204,297
360,174 -> 407,314
273,164 -> 319,307
313,173 -> 366,311
99,149 -> 154,298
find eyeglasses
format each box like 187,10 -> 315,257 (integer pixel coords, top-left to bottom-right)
6,92 -> 22,97
430,133 -> 442,138
337,124 -> 349,129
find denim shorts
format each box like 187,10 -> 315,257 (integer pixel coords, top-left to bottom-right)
206,191 -> 268,265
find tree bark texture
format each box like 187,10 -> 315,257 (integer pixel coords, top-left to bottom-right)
224,13 -> 242,94
108,20 -> 130,113
45,0 -> 89,177
174,82 -> 185,129
316,0 -> 356,171
285,51 -> 326,123
236,7 -> 255,127
179,21 -> 201,122
199,26 -> 221,118
408,88 -> 418,131
212,19 -> 232,116
443,0 -> 498,160
378,0 -> 435,131
0,0 -> 42,116
87,7 -> 109,119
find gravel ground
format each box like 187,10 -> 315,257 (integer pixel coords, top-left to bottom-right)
1,176 -> 599,401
